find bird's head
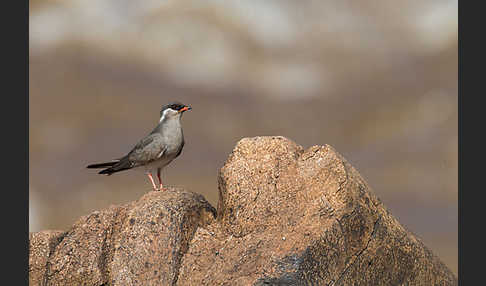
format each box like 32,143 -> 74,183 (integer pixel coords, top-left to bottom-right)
159,102 -> 192,122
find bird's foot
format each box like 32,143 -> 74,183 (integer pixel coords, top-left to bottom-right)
151,186 -> 164,192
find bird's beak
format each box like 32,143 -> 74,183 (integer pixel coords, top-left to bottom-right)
179,106 -> 192,113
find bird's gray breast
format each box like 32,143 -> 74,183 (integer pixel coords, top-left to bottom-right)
150,119 -> 184,169
160,119 -> 184,157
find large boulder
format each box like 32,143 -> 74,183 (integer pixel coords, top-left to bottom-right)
29,188 -> 216,286
29,136 -> 457,285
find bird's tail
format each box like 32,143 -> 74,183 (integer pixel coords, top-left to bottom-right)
87,158 -> 132,175
98,167 -> 117,175
86,160 -> 119,169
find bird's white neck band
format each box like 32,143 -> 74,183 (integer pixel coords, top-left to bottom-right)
159,109 -> 170,123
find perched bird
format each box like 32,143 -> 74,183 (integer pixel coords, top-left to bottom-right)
87,102 -> 191,191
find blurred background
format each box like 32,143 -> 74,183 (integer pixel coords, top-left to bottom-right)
29,0 -> 457,274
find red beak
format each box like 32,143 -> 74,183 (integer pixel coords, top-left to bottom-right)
179,106 -> 191,113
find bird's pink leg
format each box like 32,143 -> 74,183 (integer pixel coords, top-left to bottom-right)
147,173 -> 158,191
157,168 -> 164,191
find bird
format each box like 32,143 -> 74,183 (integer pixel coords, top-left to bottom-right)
87,102 -> 191,191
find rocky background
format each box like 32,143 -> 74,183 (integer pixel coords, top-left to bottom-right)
29,0 -> 457,275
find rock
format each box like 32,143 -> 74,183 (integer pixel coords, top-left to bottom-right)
29,136 -> 457,285
177,136 -> 457,285
29,230 -> 66,285
29,188 -> 216,286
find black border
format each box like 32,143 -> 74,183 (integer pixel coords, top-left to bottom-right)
458,0 -> 479,284
5,0 -> 28,284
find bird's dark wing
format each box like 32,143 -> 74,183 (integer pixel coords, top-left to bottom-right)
98,134 -> 166,175
127,133 -> 167,166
